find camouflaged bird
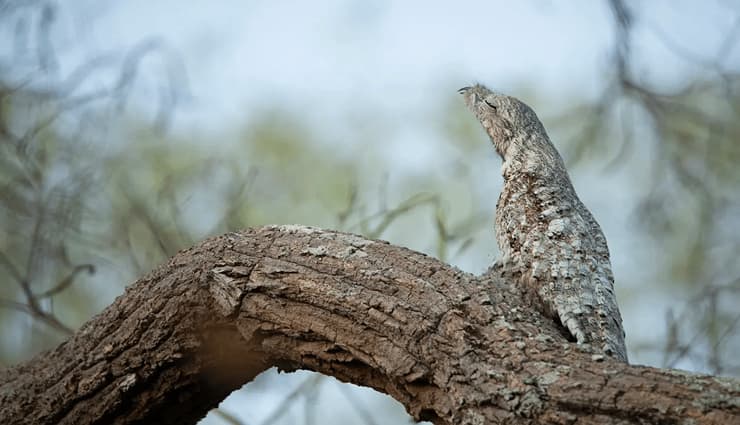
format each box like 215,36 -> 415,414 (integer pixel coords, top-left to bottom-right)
459,84 -> 628,362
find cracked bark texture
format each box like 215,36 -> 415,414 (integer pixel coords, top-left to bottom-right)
0,225 -> 738,425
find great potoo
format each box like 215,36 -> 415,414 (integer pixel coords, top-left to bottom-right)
459,84 -> 628,362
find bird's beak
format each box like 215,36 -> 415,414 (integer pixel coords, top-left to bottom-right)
457,86 -> 471,94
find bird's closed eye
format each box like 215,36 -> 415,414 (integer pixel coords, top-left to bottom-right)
484,100 -> 497,111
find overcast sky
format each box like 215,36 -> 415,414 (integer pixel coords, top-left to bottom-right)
55,0 -> 740,132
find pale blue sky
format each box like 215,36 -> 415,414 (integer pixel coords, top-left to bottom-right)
58,0 -> 740,132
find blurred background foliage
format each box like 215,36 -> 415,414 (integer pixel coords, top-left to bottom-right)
1,0 -> 740,424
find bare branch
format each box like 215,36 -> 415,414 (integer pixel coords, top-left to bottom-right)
259,374 -> 323,425
0,226 -> 736,425
35,264 -> 95,299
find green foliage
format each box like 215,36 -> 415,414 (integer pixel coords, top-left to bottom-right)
0,90 -> 498,365
3,74 -> 740,376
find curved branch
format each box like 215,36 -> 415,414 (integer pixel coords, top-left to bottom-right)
0,225 -> 737,424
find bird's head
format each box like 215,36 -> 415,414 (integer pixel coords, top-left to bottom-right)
458,84 -> 544,159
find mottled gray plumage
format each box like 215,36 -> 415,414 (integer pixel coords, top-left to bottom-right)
459,84 -> 628,362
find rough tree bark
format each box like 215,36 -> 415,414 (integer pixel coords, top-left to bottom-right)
0,225 -> 738,424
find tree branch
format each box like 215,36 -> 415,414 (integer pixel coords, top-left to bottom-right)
0,225 -> 737,424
